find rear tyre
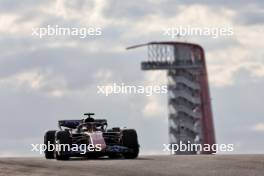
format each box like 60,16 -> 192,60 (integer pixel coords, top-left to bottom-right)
55,131 -> 71,160
44,130 -> 56,159
121,129 -> 139,159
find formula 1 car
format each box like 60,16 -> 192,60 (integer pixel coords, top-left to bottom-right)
44,113 -> 139,160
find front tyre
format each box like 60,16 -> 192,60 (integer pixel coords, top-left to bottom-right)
108,153 -> 122,159
121,129 -> 139,159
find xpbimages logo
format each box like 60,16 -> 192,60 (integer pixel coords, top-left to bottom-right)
163,26 -> 234,39
97,83 -> 168,96
163,142 -> 234,154
31,142 -> 102,155
32,25 -> 102,38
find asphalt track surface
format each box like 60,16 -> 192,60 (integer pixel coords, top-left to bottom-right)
0,155 -> 263,176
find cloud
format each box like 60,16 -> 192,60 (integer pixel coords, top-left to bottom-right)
143,95 -> 167,118
0,0 -> 262,89
251,123 -> 264,132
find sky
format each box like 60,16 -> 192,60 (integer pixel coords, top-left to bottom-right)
0,0 -> 263,156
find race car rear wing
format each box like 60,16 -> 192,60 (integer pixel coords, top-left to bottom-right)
58,119 -> 108,129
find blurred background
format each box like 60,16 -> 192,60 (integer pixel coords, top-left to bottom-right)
0,0 -> 263,156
